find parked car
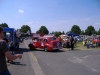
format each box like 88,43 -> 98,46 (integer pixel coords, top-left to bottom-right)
62,38 -> 67,48
28,36 -> 62,52
75,36 -> 83,42
92,38 -> 100,44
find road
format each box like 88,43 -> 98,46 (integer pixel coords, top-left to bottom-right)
8,39 -> 100,75
25,39 -> 100,75
8,42 -> 35,75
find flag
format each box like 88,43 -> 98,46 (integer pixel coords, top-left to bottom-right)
27,30 -> 30,35
16,30 -> 21,37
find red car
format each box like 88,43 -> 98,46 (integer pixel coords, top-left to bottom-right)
92,39 -> 100,43
28,36 -> 62,51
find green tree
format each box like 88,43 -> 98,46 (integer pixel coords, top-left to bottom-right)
85,25 -> 96,35
80,30 -> 85,35
37,26 -> 49,34
54,31 -> 61,37
97,29 -> 100,35
20,25 -> 31,33
71,25 -> 81,34
0,23 -> 9,28
95,31 -> 98,35
36,30 -> 40,34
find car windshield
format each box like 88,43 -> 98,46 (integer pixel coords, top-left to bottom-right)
50,37 -> 56,41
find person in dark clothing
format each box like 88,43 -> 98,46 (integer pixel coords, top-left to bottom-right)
70,35 -> 74,50
10,42 -> 15,54
5,41 -> 14,64
3,38 -> 9,43
66,37 -> 70,49
15,38 -> 19,49
0,26 -> 22,75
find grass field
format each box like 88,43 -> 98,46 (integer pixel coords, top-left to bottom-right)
75,42 -> 100,50
63,42 -> 100,50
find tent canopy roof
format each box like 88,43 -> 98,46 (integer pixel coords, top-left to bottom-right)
66,32 -> 79,36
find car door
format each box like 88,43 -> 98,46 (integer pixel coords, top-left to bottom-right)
40,38 -> 44,49
35,38 -> 41,48
41,39 -> 48,49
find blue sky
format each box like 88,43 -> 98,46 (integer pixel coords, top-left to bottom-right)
0,0 -> 100,33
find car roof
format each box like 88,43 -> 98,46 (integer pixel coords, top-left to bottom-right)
43,35 -> 54,38
39,36 -> 54,39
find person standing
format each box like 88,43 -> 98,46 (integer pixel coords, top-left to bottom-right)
0,26 -> 22,75
74,37 -> 77,46
15,38 -> 19,49
57,35 -> 62,46
10,42 -> 15,55
66,37 -> 70,49
70,35 -> 74,50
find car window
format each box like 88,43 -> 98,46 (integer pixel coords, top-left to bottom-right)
44,39 -> 48,42
38,39 -> 41,42
50,37 -> 56,41
32,38 -> 39,42
39,38 -> 43,42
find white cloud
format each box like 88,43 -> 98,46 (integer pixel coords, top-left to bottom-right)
18,9 -> 24,13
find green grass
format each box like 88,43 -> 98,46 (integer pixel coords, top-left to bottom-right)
75,42 -> 87,50
62,42 -> 100,50
75,42 -> 100,50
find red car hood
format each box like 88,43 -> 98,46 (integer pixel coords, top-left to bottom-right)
51,40 -> 59,48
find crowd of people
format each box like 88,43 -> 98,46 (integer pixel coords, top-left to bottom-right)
57,35 -> 76,50
83,36 -> 100,48
57,34 -> 100,49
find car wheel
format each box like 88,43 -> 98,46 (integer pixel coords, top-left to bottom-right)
30,47 -> 33,50
44,47 -> 48,52
56,49 -> 59,51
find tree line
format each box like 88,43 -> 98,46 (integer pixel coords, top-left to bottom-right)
0,23 -> 31,37
0,23 -> 31,33
36,25 -> 100,37
0,23 -> 100,37
70,25 -> 100,35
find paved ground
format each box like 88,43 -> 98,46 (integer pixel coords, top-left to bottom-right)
8,39 -> 100,75
8,42 -> 35,75
25,39 -> 100,75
